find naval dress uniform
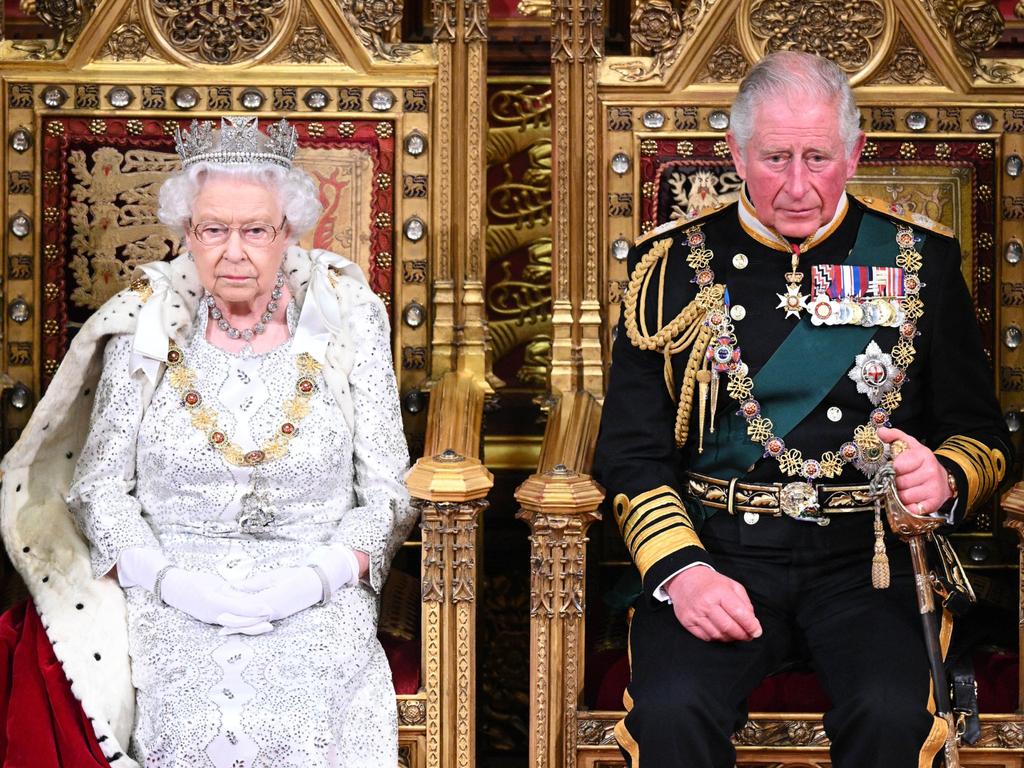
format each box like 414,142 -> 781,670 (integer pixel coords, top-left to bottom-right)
593,190 -> 1012,768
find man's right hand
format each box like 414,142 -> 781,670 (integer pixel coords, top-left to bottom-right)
664,566 -> 762,642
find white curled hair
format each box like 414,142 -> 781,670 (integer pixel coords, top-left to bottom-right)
157,163 -> 323,243
730,51 -> 861,157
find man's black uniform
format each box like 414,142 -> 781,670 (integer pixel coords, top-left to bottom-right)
593,193 -> 1012,767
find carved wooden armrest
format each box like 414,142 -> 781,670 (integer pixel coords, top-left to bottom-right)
516,390 -> 605,766
999,481 -> 1024,715
404,371 -> 493,766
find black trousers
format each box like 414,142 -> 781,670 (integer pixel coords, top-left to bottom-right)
616,512 -> 946,768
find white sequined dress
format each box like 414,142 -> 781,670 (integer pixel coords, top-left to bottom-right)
68,299 -> 413,768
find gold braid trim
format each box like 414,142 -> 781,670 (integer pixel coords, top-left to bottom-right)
613,488 -> 703,580
934,436 -> 1006,512
622,236 -> 724,449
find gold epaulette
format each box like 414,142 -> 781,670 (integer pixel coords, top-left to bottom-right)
854,194 -> 955,238
634,202 -> 729,246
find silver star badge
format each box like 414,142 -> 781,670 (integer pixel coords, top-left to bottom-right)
848,340 -> 898,405
776,284 -> 809,319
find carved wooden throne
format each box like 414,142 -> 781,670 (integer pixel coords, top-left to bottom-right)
0,0 -> 496,765
520,1 -> 1024,766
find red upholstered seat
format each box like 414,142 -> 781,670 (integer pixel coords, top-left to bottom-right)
590,648 -> 1018,714
0,599 -> 422,767
380,634 -> 421,695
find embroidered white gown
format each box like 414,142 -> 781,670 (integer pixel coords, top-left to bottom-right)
68,299 -> 413,768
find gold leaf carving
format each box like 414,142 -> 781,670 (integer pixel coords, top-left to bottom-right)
868,24 -> 939,85
610,0 -> 718,82
747,0 -> 885,73
697,26 -> 749,83
346,0 -> 418,61
144,0 -> 297,65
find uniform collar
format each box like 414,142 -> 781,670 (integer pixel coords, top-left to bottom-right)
737,184 -> 849,253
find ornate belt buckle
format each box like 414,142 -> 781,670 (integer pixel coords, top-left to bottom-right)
779,481 -> 830,526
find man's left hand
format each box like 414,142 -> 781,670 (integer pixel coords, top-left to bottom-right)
876,427 -> 952,516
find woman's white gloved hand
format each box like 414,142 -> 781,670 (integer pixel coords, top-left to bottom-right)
116,547 -> 273,635
235,544 -> 360,623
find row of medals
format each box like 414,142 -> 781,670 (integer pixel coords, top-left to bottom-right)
699,231 -> 919,521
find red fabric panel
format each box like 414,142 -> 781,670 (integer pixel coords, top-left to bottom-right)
379,635 -> 421,695
0,600 -> 108,767
488,0 -> 524,18
975,649 -> 1019,713
593,649 -> 1020,714
747,670 -> 831,713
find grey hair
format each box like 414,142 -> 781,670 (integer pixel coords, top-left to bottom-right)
730,51 -> 861,157
157,163 -> 323,242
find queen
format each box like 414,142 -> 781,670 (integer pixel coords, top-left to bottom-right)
1,116 -> 415,767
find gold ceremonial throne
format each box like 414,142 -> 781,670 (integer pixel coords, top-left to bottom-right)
5,0 -> 1024,765
0,0 -> 496,766
517,1 -> 1024,767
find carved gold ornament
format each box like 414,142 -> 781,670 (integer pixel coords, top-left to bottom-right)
631,0 -> 683,53
704,38 -> 748,82
953,1 -> 1002,53
288,25 -> 330,63
17,0 -> 93,57
611,0 -> 717,82
104,22 -> 151,61
950,1 -> 1023,83
745,0 -> 887,73
143,0 -> 298,66
871,26 -> 938,85
922,0 -> 1023,83
345,0 -> 417,61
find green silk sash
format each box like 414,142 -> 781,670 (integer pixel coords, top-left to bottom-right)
690,212 -> 921,478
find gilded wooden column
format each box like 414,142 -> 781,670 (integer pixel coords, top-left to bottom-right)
406,371 -> 494,768
430,0 -> 491,384
549,0 -> 604,394
1000,482 -> 1024,714
459,0 -> 491,382
516,392 -> 604,768
430,0 -> 459,378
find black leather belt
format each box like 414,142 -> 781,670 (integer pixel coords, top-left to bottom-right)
686,471 -> 874,525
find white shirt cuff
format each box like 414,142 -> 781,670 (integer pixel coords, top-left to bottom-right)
653,561 -> 715,603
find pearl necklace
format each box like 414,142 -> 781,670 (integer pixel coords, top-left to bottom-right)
206,270 -> 286,341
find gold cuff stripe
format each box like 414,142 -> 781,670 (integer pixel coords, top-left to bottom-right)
620,496 -> 691,542
631,519 -> 695,554
935,436 -> 1006,511
633,525 -> 704,579
618,488 -> 693,542
630,485 -> 683,509
616,487 -> 682,527
615,486 -> 703,579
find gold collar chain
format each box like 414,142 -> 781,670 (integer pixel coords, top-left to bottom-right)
165,342 -> 322,467
684,221 -> 925,485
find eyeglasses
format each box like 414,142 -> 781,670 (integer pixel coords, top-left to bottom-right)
190,218 -> 287,247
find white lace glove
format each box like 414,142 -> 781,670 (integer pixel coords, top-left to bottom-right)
116,547 -> 273,635
235,544 -> 360,623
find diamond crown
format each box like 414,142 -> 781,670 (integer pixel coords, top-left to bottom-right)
174,116 -> 298,170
